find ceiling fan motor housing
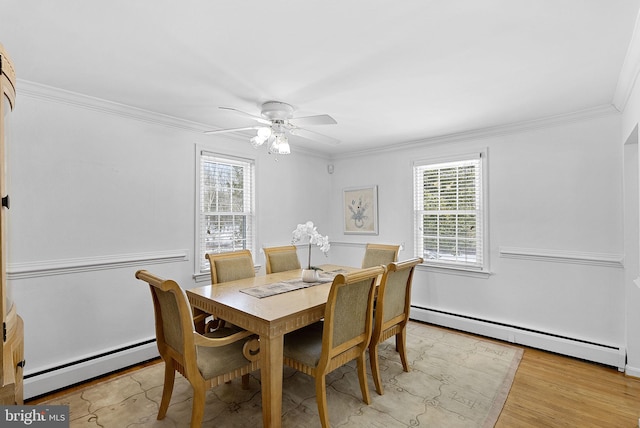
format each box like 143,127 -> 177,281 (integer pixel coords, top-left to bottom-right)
261,101 -> 294,121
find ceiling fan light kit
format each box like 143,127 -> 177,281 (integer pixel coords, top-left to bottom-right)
204,101 -> 339,155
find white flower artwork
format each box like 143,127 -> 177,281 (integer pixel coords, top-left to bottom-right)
343,185 -> 378,235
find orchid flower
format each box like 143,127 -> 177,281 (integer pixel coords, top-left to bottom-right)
291,221 -> 330,269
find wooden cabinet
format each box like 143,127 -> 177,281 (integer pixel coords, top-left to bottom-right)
0,43 -> 23,405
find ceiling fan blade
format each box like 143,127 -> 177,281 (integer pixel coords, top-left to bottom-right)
203,126 -> 260,135
289,127 -> 340,145
288,114 -> 337,126
219,106 -> 271,125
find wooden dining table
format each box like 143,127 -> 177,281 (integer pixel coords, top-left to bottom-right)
186,264 -> 357,428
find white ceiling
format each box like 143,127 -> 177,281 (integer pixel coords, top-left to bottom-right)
1,0 -> 639,155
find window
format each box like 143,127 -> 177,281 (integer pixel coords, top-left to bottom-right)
413,152 -> 486,270
197,150 -> 255,274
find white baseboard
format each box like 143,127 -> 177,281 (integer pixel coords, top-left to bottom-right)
24,341 -> 159,400
625,364 -> 640,378
411,307 -> 626,371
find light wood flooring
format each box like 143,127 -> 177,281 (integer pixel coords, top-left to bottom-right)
26,325 -> 640,427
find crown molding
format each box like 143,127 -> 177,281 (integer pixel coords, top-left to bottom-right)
16,79 -> 617,161
17,79 -> 216,133
334,104 -> 619,160
613,11 -> 640,112
16,79 -> 331,159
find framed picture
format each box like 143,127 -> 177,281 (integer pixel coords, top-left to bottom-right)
343,185 -> 378,235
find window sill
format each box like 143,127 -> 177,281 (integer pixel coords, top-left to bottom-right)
417,263 -> 491,279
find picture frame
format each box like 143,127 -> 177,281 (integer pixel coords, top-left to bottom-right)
343,185 -> 378,235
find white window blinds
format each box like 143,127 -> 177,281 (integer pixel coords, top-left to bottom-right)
198,151 -> 255,273
413,154 -> 485,270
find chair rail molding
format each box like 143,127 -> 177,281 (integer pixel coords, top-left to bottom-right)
499,246 -> 624,268
8,249 -> 190,279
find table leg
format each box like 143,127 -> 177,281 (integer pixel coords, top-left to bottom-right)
260,333 -> 284,428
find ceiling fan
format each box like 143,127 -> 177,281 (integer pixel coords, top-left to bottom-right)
204,101 -> 339,155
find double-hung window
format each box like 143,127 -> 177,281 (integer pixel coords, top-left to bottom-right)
413,152 -> 486,271
197,150 -> 255,274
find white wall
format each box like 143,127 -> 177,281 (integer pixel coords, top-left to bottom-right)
7,82 -> 332,397
621,49 -> 640,377
7,80 -> 631,398
328,111 -> 626,367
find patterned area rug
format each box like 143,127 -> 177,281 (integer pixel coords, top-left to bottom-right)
42,321 -> 522,427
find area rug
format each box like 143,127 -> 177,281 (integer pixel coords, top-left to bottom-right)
41,321 -> 522,427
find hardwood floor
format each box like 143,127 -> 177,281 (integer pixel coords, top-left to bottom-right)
497,346 -> 640,427
26,328 -> 640,427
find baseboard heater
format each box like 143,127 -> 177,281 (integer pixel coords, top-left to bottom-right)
23,338 -> 159,400
410,306 -> 626,371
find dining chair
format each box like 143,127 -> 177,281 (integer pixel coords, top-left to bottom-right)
361,243 -> 400,268
282,265 -> 386,428
263,245 -> 301,274
368,257 -> 423,395
134,270 -> 260,428
203,249 -> 256,331
206,249 -> 256,284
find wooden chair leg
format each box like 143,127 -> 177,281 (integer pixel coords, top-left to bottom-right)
158,360 -> 175,419
369,342 -> 384,395
357,353 -> 371,405
190,382 -> 206,428
241,373 -> 250,389
397,328 -> 410,372
315,376 -> 330,428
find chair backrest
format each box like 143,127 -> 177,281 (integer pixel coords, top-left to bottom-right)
205,250 -> 255,284
318,266 -> 386,368
373,257 -> 423,336
263,245 -> 301,274
361,243 -> 400,268
135,270 -> 197,371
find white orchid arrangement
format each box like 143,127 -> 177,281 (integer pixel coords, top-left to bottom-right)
291,221 -> 330,270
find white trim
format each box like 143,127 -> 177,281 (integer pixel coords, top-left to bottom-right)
17,80 -> 331,158
24,340 -> 158,400
411,307 -> 626,371
326,241 -> 368,249
17,79 -> 214,134
417,263 -> 491,279
7,249 -> 190,279
613,10 -> 640,111
334,105 -> 618,159
499,246 -> 624,268
626,364 -> 640,378
17,80 -> 617,161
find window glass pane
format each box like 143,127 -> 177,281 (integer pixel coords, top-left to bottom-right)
198,152 -> 254,273
414,155 -> 484,270
424,214 -> 438,236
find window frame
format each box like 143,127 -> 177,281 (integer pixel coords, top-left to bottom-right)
413,150 -> 489,274
195,147 -> 256,279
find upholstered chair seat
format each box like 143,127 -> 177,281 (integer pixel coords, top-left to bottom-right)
195,329 -> 256,378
